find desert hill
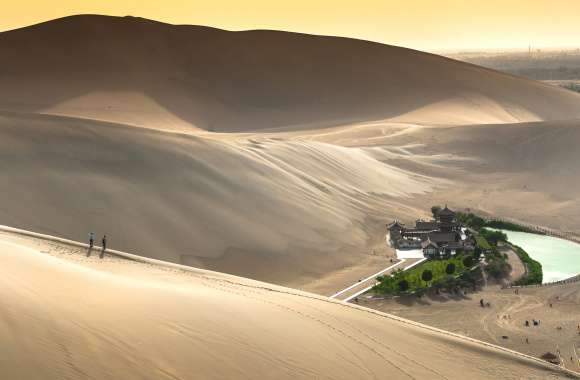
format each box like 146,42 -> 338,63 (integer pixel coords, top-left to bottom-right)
0,229 -> 575,380
3,112 -> 580,289
2,15 -> 580,131
2,15 -> 580,289
2,13 -> 580,379
0,111 -> 438,287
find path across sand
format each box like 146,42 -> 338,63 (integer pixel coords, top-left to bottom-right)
330,260 -> 408,301
330,258 -> 427,302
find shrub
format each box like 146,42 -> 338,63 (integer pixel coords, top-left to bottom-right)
398,279 -> 409,292
479,228 -> 508,246
485,257 -> 512,280
445,263 -> 456,275
421,269 -> 433,283
431,205 -> 442,218
512,245 -> 543,285
463,256 -> 474,267
456,212 -> 486,230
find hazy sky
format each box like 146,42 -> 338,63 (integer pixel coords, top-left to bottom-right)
2,0 -> 580,51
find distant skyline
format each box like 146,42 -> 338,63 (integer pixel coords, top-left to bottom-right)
2,0 -> 580,52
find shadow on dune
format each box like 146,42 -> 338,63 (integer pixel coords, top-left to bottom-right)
394,292 -> 473,307
0,111 -> 435,284
2,15 -> 580,132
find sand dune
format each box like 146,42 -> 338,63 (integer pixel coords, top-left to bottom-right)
2,112 -> 580,287
2,15 -> 580,288
2,15 -> 580,132
2,13 -> 580,378
276,118 -> 580,233
0,111 -> 438,286
0,229 -> 575,379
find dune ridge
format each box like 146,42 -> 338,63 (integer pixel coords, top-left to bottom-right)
0,111 -> 439,286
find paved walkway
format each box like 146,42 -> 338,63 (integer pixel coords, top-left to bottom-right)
330,258 -> 426,302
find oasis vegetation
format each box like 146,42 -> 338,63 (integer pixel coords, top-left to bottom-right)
373,206 -> 543,297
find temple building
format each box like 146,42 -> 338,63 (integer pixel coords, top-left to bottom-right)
387,206 -> 475,259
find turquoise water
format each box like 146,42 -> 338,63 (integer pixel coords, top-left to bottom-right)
498,230 -> 580,283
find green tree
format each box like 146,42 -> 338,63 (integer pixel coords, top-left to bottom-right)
398,279 -> 409,292
431,205 -> 442,218
479,228 -> 508,246
445,263 -> 456,275
463,256 -> 474,267
485,258 -> 512,280
421,269 -> 433,284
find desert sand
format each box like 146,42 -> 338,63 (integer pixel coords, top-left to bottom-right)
1,13 -> 580,378
0,228 -> 576,379
2,16 -> 580,289
2,111 -> 580,289
360,280 -> 580,374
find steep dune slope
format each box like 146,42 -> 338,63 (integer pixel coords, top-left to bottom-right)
2,15 -> 580,131
0,112 -> 437,285
291,118 -> 580,233
3,111 -> 580,287
373,120 -> 580,232
0,231 -> 575,380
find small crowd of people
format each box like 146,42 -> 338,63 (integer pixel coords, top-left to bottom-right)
524,319 -> 540,327
88,232 -> 108,258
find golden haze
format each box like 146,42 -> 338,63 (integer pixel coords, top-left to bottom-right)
1,0 -> 580,50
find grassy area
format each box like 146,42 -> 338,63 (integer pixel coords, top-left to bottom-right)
511,244 -> 543,285
374,255 -> 474,294
475,235 -> 491,250
376,207 -> 544,295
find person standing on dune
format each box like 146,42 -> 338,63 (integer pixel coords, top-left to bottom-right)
100,235 -> 107,259
88,232 -> 95,249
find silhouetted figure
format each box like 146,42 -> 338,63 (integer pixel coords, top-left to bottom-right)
100,235 -> 107,259
480,298 -> 484,307
87,232 -> 95,257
